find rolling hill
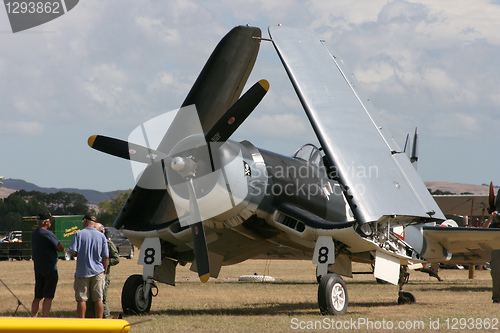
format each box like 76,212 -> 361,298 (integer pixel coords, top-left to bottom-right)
0,178 -> 494,206
0,179 -> 125,205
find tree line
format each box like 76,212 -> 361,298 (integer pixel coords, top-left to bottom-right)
0,189 -> 132,232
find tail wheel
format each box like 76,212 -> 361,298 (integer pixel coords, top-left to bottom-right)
122,274 -> 152,315
398,291 -> 416,305
318,273 -> 348,315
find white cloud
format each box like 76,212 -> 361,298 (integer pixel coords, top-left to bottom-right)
147,72 -> 175,94
1,121 -> 44,136
410,0 -> 500,45
82,63 -> 129,112
308,0 -> 388,33
135,17 -> 181,45
3,0 -> 500,190
247,113 -> 309,138
428,112 -> 481,138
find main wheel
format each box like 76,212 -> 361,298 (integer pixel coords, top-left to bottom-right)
318,273 -> 348,315
122,274 -> 152,315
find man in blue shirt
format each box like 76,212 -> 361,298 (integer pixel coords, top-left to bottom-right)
69,214 -> 109,318
31,212 -> 64,317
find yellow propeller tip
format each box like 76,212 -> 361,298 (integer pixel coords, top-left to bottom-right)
200,273 -> 210,283
88,135 -> 97,147
258,79 -> 270,92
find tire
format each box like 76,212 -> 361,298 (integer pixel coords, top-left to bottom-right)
122,274 -> 152,315
318,273 -> 348,315
398,292 -> 416,305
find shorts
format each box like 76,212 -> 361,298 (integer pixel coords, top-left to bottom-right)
34,270 -> 59,299
74,272 -> 106,302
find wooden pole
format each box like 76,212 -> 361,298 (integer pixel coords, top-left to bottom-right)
469,264 -> 475,279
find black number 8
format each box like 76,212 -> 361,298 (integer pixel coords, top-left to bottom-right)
318,246 -> 328,264
144,248 -> 155,265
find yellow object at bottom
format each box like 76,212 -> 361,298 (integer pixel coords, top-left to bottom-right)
0,317 -> 130,333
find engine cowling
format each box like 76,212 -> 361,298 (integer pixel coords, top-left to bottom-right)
167,138 -> 268,228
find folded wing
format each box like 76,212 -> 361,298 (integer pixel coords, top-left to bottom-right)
269,25 -> 444,225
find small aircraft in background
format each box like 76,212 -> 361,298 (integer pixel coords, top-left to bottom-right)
88,25 -> 500,315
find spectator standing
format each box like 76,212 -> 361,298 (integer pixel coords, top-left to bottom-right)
485,211 -> 500,303
31,212 -> 65,317
86,223 -> 120,318
69,214 -> 109,318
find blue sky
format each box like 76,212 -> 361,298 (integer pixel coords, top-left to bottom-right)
1,0 -> 499,191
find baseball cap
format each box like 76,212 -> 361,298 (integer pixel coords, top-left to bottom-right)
37,212 -> 52,220
83,214 -> 96,222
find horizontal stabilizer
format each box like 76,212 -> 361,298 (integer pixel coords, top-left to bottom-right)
423,226 -> 500,264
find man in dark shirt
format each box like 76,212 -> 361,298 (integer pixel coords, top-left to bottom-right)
31,212 -> 64,317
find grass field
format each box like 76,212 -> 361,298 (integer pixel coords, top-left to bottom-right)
0,256 -> 498,332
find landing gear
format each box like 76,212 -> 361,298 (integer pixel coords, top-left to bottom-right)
121,274 -> 155,315
398,291 -> 416,304
397,265 -> 416,305
318,273 -> 348,315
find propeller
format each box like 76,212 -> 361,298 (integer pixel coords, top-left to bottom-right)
205,79 -> 269,143
88,79 -> 269,283
88,135 -> 170,165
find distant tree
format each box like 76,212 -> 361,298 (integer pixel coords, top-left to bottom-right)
97,189 -> 132,226
0,190 -> 90,231
428,189 -> 456,195
4,193 -> 29,217
1,212 -> 23,232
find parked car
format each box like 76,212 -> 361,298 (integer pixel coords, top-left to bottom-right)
105,227 -> 134,259
0,231 -> 24,260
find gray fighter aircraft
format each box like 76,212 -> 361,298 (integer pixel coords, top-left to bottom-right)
88,25 -> 500,316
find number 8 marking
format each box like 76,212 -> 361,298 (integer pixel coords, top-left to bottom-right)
144,247 -> 155,265
318,246 -> 328,264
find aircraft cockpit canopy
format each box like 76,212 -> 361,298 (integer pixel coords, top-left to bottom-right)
292,144 -> 324,167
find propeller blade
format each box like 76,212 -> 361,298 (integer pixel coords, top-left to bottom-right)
490,182 -> 497,214
191,222 -> 210,283
88,135 -> 170,164
186,177 -> 210,283
205,79 -> 269,143
155,26 -> 261,157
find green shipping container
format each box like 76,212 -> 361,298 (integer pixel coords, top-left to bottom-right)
21,215 -> 84,260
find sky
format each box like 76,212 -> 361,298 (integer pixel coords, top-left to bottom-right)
1,0 -> 499,192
